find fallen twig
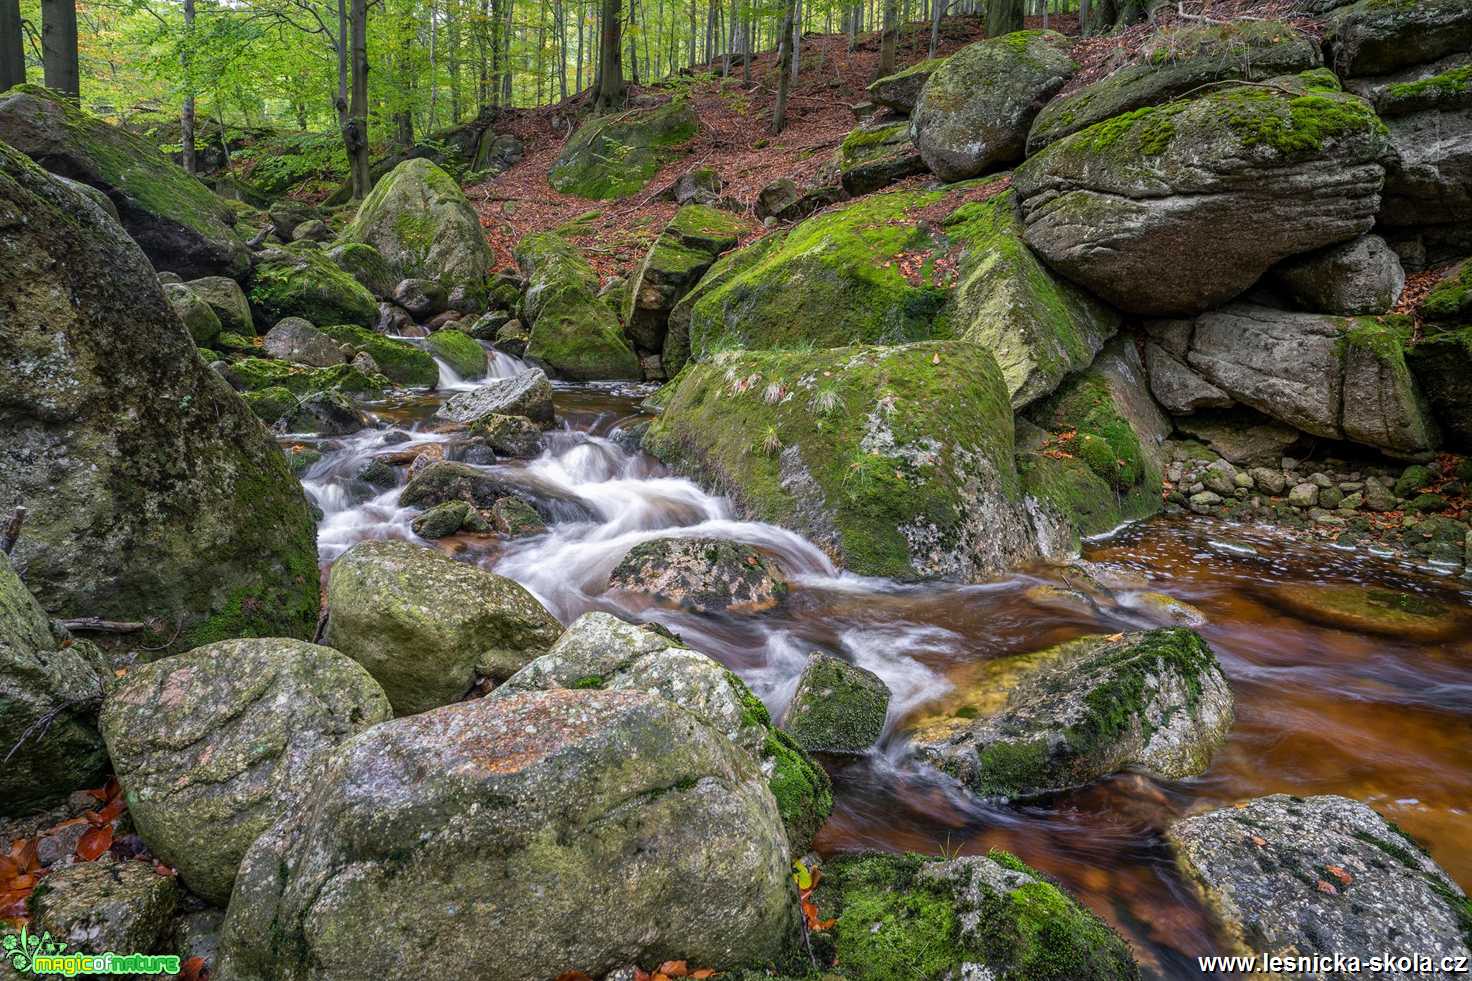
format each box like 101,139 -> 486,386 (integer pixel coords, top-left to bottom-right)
0,506 -> 24,555
58,617 -> 148,634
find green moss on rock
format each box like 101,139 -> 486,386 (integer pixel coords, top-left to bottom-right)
1420,260 -> 1471,323
246,246 -> 378,329
315,323 -> 438,387
514,231 -> 641,380
425,328 -> 489,378
549,99 -> 700,199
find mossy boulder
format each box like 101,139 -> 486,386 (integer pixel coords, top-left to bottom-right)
326,241 -> 399,299
27,860 -> 178,960
246,246 -> 378,329
1408,325 -> 1472,451
911,30 -> 1076,181
281,389 -> 367,436
262,316 -> 348,367
411,499 -> 483,538
663,229 -> 781,376
623,205 -> 747,367
399,460 -> 596,523
782,652 -> 891,755
906,628 -> 1233,798
1169,795 -> 1472,972
643,342 -> 1040,581
1262,583 -> 1464,642
607,537 -> 790,613
99,638 -> 392,905
1420,259 -> 1471,323
469,412 -> 543,457
836,121 -> 926,196
324,539 -> 562,715
1324,0 -> 1472,78
425,328 -> 488,378
315,322 -> 438,387
216,689 -> 801,980
1374,60 -> 1472,227
0,553 -> 109,817
548,98 -> 699,199
0,84 -> 248,279
808,852 -> 1139,980
185,275 -> 254,334
164,281 -> 223,345
221,357 -> 386,397
341,157 -> 492,292
493,611 -> 833,854
0,140 -> 320,653
241,385 -> 298,425
867,55 -> 948,113
1027,21 -> 1322,152
514,231 -> 641,380
1014,73 -> 1392,316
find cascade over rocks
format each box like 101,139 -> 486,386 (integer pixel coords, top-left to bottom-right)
215,689 -> 801,981
0,141 -> 321,651
514,231 -> 641,380
399,459 -> 597,522
493,611 -> 833,853
911,30 -> 1076,182
324,539 -> 561,714
1169,795 -> 1472,971
99,638 -> 392,905
0,85 -> 249,279
907,628 -> 1233,799
1013,72 -> 1393,316
607,537 -> 790,614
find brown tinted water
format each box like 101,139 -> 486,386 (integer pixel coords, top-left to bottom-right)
304,379 -> 1472,980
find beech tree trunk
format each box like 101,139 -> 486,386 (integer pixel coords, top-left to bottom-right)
347,0 -> 371,200
985,0 -> 1022,35
181,0 -> 196,174
769,0 -> 795,133
594,0 -> 624,109
1,0 -> 26,91
40,0 -> 79,98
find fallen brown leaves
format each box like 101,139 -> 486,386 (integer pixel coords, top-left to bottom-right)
554,962 -> 716,981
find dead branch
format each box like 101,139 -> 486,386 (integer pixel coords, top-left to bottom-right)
58,617 -> 148,634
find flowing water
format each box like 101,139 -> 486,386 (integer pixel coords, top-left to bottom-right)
291,351 -> 1472,979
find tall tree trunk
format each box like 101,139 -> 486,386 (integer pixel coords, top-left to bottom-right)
429,0 -> 439,127
985,0 -> 1022,35
396,27 -> 414,147
789,0 -> 799,84
40,0 -> 78,98
347,0 -> 371,199
627,0 -> 639,85
478,0 -> 490,106
180,0 -> 196,174
594,0 -> 624,108
449,1 -> 462,122
769,0 -> 795,134
686,0 -> 695,67
555,0 -> 568,100
576,0 -> 585,93
0,0 -> 24,90
501,0 -> 513,102
877,0 -> 896,76
929,0 -> 942,56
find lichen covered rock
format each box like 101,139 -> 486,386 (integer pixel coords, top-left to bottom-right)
165,281 -> 223,345
215,689 -> 801,981
514,231 -> 641,380
28,860 -> 178,959
607,537 -> 789,613
907,629 -> 1233,798
99,638 -> 392,905
867,56 -> 948,113
0,141 -> 320,652
911,30 -> 1076,181
262,317 -> 348,368
782,652 -> 890,755
436,367 -> 555,425
549,98 -> 699,199
1014,73 -> 1392,316
324,539 -> 561,714
643,342 -> 1039,581
247,246 -> 378,329
836,121 -> 926,196
186,276 -> 254,335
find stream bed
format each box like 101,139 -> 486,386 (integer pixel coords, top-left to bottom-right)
291,355 -> 1472,979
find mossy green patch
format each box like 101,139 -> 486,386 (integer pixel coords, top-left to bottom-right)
246,247 -> 378,329
228,358 -> 387,397
425,329 -> 488,378
549,99 -> 699,199
315,323 -> 438,387
514,230 -> 641,380
1419,260 -> 1471,323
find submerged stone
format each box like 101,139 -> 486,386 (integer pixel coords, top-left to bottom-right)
1263,583 -> 1462,642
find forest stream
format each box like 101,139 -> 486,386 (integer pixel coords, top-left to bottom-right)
299,350 -> 1472,979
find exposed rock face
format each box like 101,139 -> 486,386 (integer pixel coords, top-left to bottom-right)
1369,57 -> 1472,228
835,121 -> 927,196
0,85 -> 248,279
493,611 -> 833,853
608,537 -> 790,613
809,852 -> 1139,980
1408,326 -> 1472,451
548,98 -> 699,199
1271,234 -> 1406,315
1149,304 -> 1439,454
263,317 -> 347,367
1169,795 -> 1472,973
165,281 -> 223,345
247,246 -> 378,329
99,639 -> 392,905
622,205 -> 746,371
782,652 -> 891,755
866,55 -> 948,113
28,860 -> 178,958
0,141 -> 320,651
0,554 -> 109,817
911,30 -> 1076,181
341,158 -> 492,291
514,231 -> 641,380
324,539 -> 561,715
216,690 -> 801,981
1014,73 -> 1392,316
1324,0 -> 1472,78
186,276 -> 254,334
907,629 -> 1233,798
644,342 -> 1040,582
435,367 -> 555,425
1028,21 -> 1322,152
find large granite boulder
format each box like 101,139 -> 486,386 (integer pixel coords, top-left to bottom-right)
326,241 -> 398,299
186,275 -> 254,335
1170,795 -> 1471,971
911,30 -> 1076,181
1147,304 -> 1439,454
1369,57 -> 1472,228
835,120 -> 927,196
0,553 -> 109,817
644,342 -> 1040,581
99,639 -> 392,905
1014,72 -> 1392,316
1324,0 -> 1472,78
341,158 -> 492,291
246,246 -> 378,329
0,141 -> 320,651
907,629 -> 1233,798
1270,233 -> 1405,315
324,539 -> 561,715
0,85 -> 248,279
866,55 -> 948,113
215,689 -> 801,980
1028,20 -> 1322,152
262,317 -> 348,367
492,612 -> 832,853
435,367 -> 555,425
424,328 -> 488,378
548,98 -> 699,199
514,231 -> 641,380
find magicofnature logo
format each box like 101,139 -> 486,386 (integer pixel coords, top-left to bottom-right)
3,926 -> 181,976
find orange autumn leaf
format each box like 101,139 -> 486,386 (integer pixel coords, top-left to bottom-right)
691,971 -> 716,980
1326,865 -> 1353,886
10,839 -> 39,873
76,825 -> 113,862
657,962 -> 688,977
180,956 -> 209,981
0,855 -> 18,882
